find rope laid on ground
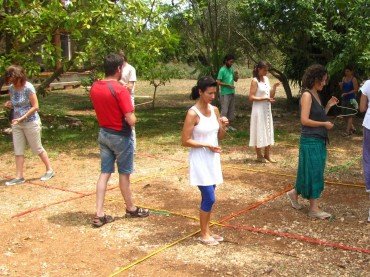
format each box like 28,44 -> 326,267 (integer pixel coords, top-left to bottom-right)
220,222 -> 370,254
139,153 -> 365,189
140,205 -> 370,254
10,165 -> 187,219
223,165 -> 365,189
3,175 -> 87,196
109,185 -> 292,275
109,182 -> 369,275
109,228 -> 204,277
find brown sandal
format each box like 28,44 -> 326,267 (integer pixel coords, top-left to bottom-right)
125,207 -> 150,218
92,214 -> 114,228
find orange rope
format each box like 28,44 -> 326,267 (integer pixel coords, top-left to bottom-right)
221,222 -> 370,254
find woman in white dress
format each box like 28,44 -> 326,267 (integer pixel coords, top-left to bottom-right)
181,76 -> 229,246
249,61 -> 280,162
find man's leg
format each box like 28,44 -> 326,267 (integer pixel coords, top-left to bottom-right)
228,93 -> 235,122
96,130 -> 115,217
220,94 -> 229,118
118,173 -> 135,211
96,173 -> 111,217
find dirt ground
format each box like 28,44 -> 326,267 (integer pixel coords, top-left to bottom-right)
0,79 -> 369,276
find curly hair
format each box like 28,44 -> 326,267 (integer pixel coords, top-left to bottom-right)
301,64 -> 327,90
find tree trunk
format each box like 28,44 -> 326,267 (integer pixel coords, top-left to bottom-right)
152,86 -> 158,109
37,59 -> 73,96
54,30 -> 62,70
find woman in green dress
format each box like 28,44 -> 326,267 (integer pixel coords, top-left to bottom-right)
286,64 -> 339,219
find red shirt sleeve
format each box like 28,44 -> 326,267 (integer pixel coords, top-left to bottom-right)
115,84 -> 134,115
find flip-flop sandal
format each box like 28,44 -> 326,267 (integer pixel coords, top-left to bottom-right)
211,234 -> 224,242
198,237 -> 219,246
308,210 -> 332,219
125,207 -> 150,218
286,192 -> 303,210
92,214 -> 114,228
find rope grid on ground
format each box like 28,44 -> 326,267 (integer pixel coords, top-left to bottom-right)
109,182 -> 369,276
138,153 -> 366,189
8,165 -> 188,219
2,151 -> 367,275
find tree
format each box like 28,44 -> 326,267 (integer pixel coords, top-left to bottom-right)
0,0 -> 178,95
168,0 -> 241,77
238,0 -> 370,92
144,64 -> 183,109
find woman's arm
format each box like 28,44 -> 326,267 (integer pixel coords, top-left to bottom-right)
324,96 -> 339,114
352,77 -> 359,94
214,107 -> 228,140
248,79 -> 271,102
270,82 -> 280,98
301,92 -> 333,129
360,93 -> 368,113
216,80 -> 234,89
339,77 -> 344,91
4,100 -> 12,109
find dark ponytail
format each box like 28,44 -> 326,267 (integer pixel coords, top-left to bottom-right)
253,61 -> 269,82
189,76 -> 217,100
190,85 -> 200,100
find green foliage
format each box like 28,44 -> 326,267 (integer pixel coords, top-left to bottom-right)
0,0 -> 180,89
238,0 -> 370,83
168,0 -> 243,77
144,63 -> 184,108
80,71 -> 104,90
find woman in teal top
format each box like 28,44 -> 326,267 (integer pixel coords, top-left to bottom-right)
286,64 -> 338,220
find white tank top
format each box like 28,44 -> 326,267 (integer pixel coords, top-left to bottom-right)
188,105 -> 223,186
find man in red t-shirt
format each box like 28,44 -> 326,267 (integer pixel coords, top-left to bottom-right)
90,53 -> 149,227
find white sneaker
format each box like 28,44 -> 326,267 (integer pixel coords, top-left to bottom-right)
5,178 -> 25,186
40,170 -> 55,181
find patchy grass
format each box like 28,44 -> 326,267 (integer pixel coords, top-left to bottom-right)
0,78 -> 365,180
0,79 -> 367,277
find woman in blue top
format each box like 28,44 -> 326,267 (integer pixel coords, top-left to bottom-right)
339,66 -> 359,136
4,65 -> 54,186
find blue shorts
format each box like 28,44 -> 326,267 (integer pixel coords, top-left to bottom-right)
98,129 -> 134,174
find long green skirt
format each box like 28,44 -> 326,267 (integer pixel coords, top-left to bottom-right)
295,136 -> 327,199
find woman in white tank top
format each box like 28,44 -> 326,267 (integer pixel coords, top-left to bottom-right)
181,76 -> 228,246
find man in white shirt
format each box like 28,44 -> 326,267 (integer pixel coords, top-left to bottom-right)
359,79 -> 370,223
119,52 -> 137,149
